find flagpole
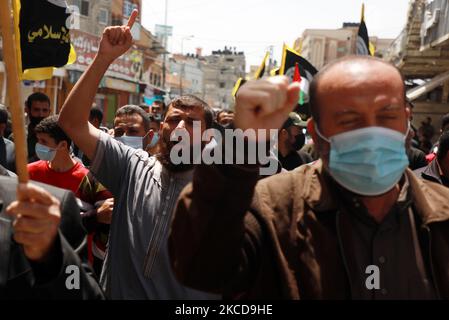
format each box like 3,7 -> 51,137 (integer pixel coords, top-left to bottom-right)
361,3 -> 365,21
0,0 -> 30,183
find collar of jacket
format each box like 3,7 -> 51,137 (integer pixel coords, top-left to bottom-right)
296,160 -> 449,226
421,159 -> 443,185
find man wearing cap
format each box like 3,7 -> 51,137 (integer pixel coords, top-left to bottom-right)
277,112 -> 312,171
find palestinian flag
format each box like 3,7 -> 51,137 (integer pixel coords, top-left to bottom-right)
357,4 -> 374,56
254,52 -> 269,79
13,0 -> 76,80
293,63 -> 305,105
279,44 -> 318,106
232,77 -> 247,98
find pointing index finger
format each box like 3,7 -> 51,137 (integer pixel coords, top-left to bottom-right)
127,9 -> 138,28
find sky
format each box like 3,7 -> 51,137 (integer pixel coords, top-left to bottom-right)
141,0 -> 411,70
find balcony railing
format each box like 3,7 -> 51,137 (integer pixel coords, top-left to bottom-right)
384,28 -> 408,65
421,0 -> 449,48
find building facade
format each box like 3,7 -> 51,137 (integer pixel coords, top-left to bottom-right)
295,24 -> 393,70
168,53 -> 204,97
0,0 -> 165,127
201,47 -> 246,110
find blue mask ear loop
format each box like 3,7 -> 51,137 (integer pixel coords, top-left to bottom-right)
405,121 -> 411,140
314,123 -> 331,144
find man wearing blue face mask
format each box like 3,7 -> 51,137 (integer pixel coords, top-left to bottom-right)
113,105 -> 158,153
170,56 -> 449,300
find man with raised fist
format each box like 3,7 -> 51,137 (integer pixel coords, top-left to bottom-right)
170,56 -> 449,300
58,11 -> 217,300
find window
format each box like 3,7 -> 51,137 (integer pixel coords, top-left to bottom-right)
72,0 -> 89,16
123,0 -> 138,18
219,82 -> 225,89
98,8 -> 109,25
81,1 -> 89,16
111,17 -> 122,26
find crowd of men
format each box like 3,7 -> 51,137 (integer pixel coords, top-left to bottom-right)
2,13 -> 449,300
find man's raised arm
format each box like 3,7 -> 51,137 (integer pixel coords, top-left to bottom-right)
169,77 -> 300,296
58,10 -> 138,160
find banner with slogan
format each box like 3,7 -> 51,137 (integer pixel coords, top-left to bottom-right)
69,30 -> 143,82
13,0 -> 76,80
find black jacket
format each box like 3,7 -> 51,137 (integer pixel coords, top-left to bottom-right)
0,175 -> 104,299
407,146 -> 428,171
414,158 -> 449,188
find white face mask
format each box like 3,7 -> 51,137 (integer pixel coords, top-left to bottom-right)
35,142 -> 57,161
115,135 -> 143,150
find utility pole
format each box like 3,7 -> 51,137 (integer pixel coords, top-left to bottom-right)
268,45 -> 274,73
179,35 -> 193,96
162,0 -> 168,90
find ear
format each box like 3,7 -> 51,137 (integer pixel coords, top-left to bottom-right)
147,129 -> 154,141
58,140 -> 68,151
144,130 -> 154,149
405,105 -> 412,121
279,128 -> 288,140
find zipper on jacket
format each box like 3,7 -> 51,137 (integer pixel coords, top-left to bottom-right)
336,210 -> 352,299
423,225 -> 441,299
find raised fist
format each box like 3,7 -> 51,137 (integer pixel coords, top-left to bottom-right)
98,9 -> 138,63
234,76 -> 300,141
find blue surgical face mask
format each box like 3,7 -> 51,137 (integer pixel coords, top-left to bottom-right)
115,135 -> 143,150
147,132 -> 159,149
35,143 -> 57,162
315,125 -> 410,196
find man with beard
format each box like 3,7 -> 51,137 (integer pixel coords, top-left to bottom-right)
277,112 -> 312,170
9,93 -> 51,163
216,110 -> 234,127
58,11 -> 218,300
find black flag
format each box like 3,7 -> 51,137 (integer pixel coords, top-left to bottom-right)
15,0 -> 75,80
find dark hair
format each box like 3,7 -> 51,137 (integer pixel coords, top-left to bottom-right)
309,55 -> 406,127
441,113 -> 449,131
438,131 -> 449,161
166,95 -> 214,129
0,105 -> 8,124
25,92 -> 50,109
89,107 -> 103,123
35,115 -> 71,149
115,105 -> 150,131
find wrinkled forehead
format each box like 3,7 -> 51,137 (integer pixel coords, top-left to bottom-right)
166,103 -> 205,118
114,113 -> 143,127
